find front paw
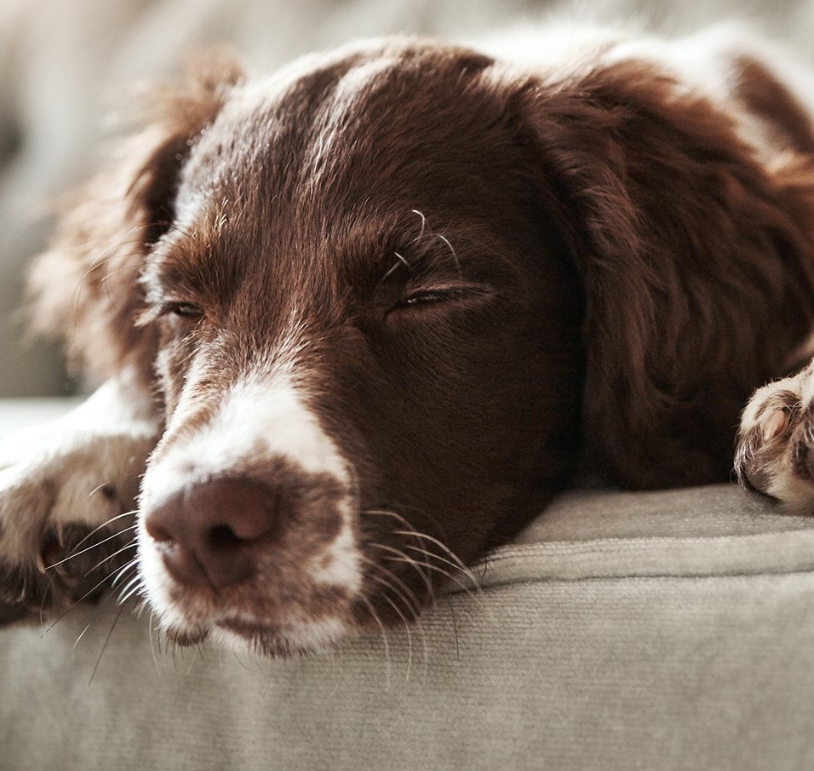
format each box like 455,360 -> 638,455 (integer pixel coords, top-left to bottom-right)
736,365 -> 814,512
0,422 -> 155,624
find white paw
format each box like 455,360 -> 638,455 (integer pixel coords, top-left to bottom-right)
736,362 -> 814,513
0,383 -> 159,623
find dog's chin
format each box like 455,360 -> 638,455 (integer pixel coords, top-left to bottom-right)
162,623 -> 211,649
161,614 -> 352,658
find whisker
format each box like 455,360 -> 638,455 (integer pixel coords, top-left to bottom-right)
41,576 -> 121,635
39,555 -> 139,636
400,542 -> 479,585
88,604 -> 125,686
381,251 -> 413,282
84,541 -> 138,577
376,588 -> 414,682
38,565 -> 60,625
72,620 -> 94,657
46,523 -> 138,570
37,514 -> 136,622
72,222 -> 150,322
369,542 -> 435,602
116,573 -> 144,605
363,508 -> 478,587
358,594 -> 391,689
369,563 -> 431,677
411,209 -> 427,243
363,505 -> 449,545
448,596 -> 461,662
110,558 -> 139,588
232,650 -> 260,674
387,553 -> 484,608
70,590 -> 119,659
116,584 -> 143,608
186,645 -> 202,676
359,555 -> 422,619
435,233 -> 463,280
148,611 -> 161,676
392,530 -> 481,589
402,547 -> 494,622
362,560 -> 430,674
53,509 -> 138,562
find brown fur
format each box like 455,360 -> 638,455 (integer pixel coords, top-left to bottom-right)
521,60 -> 814,487
19,34 -> 814,643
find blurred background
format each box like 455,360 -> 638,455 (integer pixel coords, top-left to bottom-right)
1,0 -> 812,397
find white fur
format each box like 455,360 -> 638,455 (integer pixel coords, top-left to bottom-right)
740,364 -> 814,513
0,376 -> 159,563
482,22 -> 814,165
141,373 -> 350,507
210,615 -> 349,656
138,370 -> 362,646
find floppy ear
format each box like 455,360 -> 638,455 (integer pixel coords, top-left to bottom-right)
521,60 -> 814,487
27,53 -> 244,387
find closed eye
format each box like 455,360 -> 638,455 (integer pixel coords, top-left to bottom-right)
160,301 -> 205,320
400,289 -> 462,306
389,285 -> 495,315
135,299 -> 205,328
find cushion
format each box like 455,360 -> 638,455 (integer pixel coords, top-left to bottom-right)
2,401 -> 814,771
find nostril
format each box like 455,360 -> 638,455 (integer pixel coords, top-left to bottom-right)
144,518 -> 175,545
208,524 -> 244,550
195,478 -> 276,545
142,477 -> 277,589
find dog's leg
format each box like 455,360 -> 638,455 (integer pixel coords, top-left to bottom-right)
0,375 -> 160,624
736,361 -> 814,512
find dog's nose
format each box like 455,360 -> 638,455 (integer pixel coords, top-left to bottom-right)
143,477 -> 275,589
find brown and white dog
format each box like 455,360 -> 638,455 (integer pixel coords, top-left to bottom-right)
2,23 -> 814,656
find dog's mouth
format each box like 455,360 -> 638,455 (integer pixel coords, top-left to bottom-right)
219,615 -> 351,656
158,611 -> 354,657
217,616 -> 275,639
149,559 -> 439,657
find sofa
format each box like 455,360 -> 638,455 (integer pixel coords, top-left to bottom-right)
2,400 -> 814,771
4,1 -> 814,769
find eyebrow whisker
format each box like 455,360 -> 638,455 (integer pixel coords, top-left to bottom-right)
381,251 -> 413,282
435,233 -> 463,282
411,208 -> 427,242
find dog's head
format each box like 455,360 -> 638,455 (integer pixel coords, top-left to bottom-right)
31,35 -> 814,654
132,40 -> 585,655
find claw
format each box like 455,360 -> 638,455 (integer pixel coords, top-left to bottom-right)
762,408 -> 788,441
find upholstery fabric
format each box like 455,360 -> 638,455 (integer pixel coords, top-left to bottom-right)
1,401 -> 813,771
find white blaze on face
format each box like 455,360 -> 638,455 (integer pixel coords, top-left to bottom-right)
137,372 -> 363,636
145,375 -> 351,492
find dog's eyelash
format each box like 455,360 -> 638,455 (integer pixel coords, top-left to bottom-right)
158,302 -> 205,321
400,290 -> 458,306
394,285 -> 494,311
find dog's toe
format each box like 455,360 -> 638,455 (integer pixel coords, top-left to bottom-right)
736,366 -> 814,513
42,522 -> 136,604
0,520 -> 136,627
0,429 -> 150,625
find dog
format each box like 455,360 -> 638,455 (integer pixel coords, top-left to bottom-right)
1,22 -> 814,656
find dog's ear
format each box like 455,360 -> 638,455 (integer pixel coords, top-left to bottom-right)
519,60 -> 814,486
27,52 -> 244,386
